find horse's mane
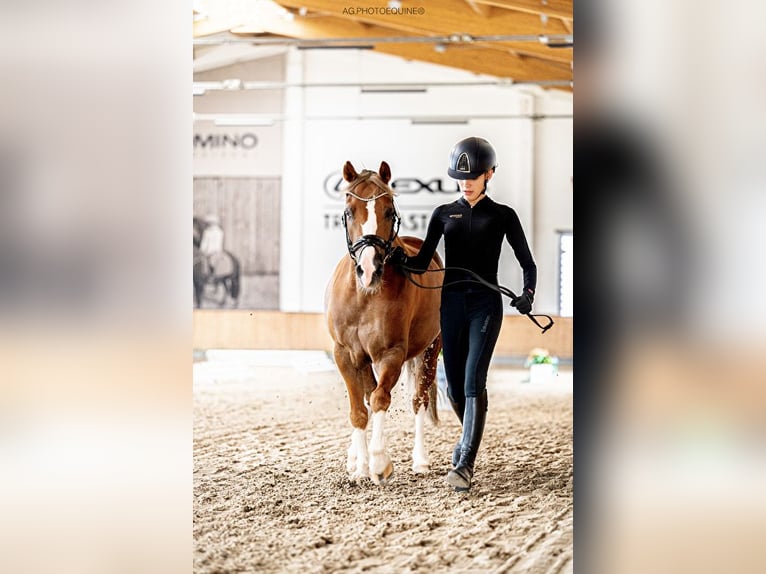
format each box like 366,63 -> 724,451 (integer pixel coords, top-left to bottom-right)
346,170 -> 395,198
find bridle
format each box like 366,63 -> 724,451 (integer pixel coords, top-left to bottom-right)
342,176 -> 401,265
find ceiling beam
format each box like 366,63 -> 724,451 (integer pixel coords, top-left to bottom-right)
485,41 -> 570,63
273,0 -> 569,35
464,0 -> 493,18
233,13 -> 571,77
478,43 -> 572,72
473,0 -> 572,21
374,42 -> 570,83
232,13 -> 404,41
194,3 -> 572,85
271,1 -> 570,62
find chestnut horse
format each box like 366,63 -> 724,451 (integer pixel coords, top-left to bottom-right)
325,161 -> 444,485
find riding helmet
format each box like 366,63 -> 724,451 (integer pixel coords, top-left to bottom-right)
447,137 -> 497,180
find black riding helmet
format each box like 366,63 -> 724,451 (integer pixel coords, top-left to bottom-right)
447,137 -> 497,180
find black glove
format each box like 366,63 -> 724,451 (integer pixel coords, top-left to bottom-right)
388,246 -> 409,269
511,290 -> 534,315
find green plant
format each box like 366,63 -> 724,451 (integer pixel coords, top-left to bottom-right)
524,347 -> 556,367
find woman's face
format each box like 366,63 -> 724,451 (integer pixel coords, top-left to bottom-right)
457,170 -> 493,204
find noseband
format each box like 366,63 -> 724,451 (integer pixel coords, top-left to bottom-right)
342,187 -> 401,265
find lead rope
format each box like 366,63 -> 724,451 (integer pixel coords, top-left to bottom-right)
395,263 -> 555,334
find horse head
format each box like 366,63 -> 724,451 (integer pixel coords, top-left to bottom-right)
342,161 -> 400,292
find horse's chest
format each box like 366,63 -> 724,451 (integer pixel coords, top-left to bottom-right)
333,306 -> 395,354
335,309 -> 377,341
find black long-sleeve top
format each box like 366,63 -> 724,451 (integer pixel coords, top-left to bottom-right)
405,196 -> 537,293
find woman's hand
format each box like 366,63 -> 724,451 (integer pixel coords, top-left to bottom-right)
388,246 -> 408,268
511,290 -> 534,314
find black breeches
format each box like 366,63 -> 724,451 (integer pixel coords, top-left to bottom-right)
440,290 -> 503,403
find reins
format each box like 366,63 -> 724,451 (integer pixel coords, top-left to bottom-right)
395,262 -> 555,334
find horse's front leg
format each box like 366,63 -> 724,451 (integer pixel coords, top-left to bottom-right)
334,346 -> 373,481
368,350 -> 405,485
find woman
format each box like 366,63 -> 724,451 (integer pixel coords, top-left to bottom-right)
390,137 -> 537,492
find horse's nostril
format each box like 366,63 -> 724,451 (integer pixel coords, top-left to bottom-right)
355,265 -> 363,277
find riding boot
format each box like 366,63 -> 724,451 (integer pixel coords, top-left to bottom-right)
446,390 -> 488,492
448,397 -> 465,468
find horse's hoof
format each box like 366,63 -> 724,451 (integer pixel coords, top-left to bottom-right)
412,463 -> 429,474
370,461 -> 394,486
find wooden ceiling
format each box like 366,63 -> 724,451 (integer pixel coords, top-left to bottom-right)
193,0 -> 572,88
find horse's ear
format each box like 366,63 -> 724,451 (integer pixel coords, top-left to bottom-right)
378,161 -> 391,184
343,161 -> 358,182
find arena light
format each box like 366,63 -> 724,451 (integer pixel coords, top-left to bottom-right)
539,34 -> 574,48
360,85 -> 427,93
297,45 -> 374,50
411,117 -> 469,125
221,78 -> 243,90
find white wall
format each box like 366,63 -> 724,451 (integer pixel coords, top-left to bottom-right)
193,55 -> 285,114
193,55 -> 284,177
534,91 -> 574,314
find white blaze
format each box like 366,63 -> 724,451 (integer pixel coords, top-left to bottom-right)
361,199 -> 378,237
358,199 -> 378,288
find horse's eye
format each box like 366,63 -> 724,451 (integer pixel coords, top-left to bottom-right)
385,208 -> 395,218
344,208 -> 353,220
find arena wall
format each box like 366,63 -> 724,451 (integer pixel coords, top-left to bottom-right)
193,310 -> 572,358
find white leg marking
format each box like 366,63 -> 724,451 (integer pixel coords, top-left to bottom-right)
347,428 -> 369,480
368,410 -> 391,478
412,404 -> 430,473
346,431 -> 357,474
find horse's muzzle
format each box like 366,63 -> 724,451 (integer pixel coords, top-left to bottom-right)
356,249 -> 384,289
